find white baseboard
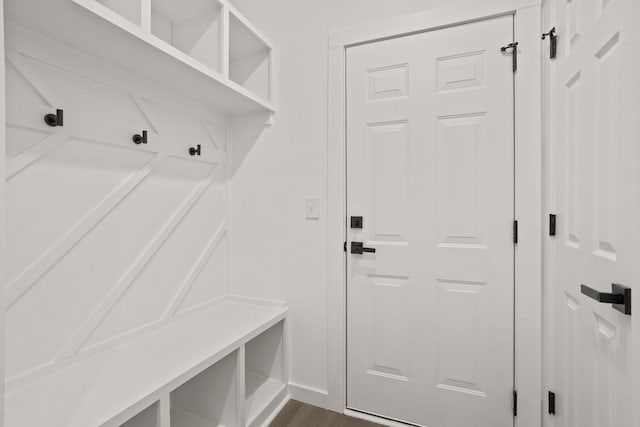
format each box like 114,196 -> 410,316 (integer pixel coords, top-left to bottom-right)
344,408 -> 418,427
288,382 -> 330,409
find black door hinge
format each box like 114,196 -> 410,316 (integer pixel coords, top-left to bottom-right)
548,391 -> 556,415
542,27 -> 557,59
501,42 -> 519,72
512,390 -> 518,416
344,241 -> 347,252
549,214 -> 557,236
513,220 -> 519,244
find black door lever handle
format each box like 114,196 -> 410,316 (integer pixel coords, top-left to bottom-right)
351,242 -> 376,254
581,283 -> 631,315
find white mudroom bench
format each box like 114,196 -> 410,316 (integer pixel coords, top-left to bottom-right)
6,300 -> 288,427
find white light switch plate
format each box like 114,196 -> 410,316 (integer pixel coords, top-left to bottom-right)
306,197 -> 320,219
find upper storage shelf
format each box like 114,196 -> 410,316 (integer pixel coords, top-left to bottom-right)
5,0 -> 275,116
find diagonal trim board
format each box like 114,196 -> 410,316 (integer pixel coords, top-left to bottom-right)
163,220 -> 227,319
6,153 -> 167,308
130,93 -> 160,135
73,222 -> 228,357
55,163 -> 220,360
6,130 -> 71,179
5,49 -> 60,107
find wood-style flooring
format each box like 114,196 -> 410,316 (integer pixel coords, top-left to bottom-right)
269,400 -> 385,427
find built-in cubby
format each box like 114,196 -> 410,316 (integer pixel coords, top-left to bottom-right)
245,321 -> 285,425
229,13 -> 272,102
170,351 -> 238,427
97,0 -> 142,25
151,0 -> 223,73
120,401 -> 160,427
9,0 -> 275,115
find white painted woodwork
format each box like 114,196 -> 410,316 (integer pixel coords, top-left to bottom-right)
97,0 -> 143,26
170,350 -> 238,427
228,12 -> 272,102
346,15 -> 515,427
4,24 -> 229,390
5,301 -> 287,427
150,0 -> 223,73
121,402 -> 160,427
547,0 -> 638,426
3,1 -> 289,426
4,0 -> 274,115
245,320 -> 286,427
0,1 -> 6,425
329,2 -> 541,418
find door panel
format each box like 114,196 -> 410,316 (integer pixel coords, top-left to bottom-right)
347,16 -> 515,427
549,1 -> 635,426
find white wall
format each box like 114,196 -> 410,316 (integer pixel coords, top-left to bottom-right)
227,0 -> 460,403
4,25 -> 228,390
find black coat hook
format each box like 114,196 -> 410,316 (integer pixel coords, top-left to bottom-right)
132,130 -> 148,145
189,145 -> 201,156
542,27 -> 557,59
44,109 -> 64,127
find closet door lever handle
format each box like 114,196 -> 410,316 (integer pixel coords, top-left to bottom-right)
581,283 -> 631,315
351,242 -> 376,254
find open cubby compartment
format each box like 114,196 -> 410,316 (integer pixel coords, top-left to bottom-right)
120,401 -> 160,427
229,12 -> 272,102
245,320 -> 285,424
96,0 -> 142,25
151,0 -> 224,72
170,350 -> 238,427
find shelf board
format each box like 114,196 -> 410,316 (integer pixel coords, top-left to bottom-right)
245,373 -> 286,425
4,0 -> 275,116
5,301 -> 287,427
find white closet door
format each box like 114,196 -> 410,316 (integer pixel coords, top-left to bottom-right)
549,0 -> 637,426
346,15 -> 515,427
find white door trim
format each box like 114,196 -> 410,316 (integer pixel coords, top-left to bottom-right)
0,1 -> 6,423
327,3 -> 542,427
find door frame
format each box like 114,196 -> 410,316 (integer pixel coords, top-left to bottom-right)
0,1 -> 6,424
327,1 -> 542,426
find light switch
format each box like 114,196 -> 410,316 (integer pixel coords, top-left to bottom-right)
306,197 -> 320,219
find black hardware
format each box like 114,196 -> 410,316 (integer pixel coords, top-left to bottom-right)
132,130 -> 148,145
513,390 -> 518,416
581,283 -> 631,315
500,42 -> 519,72
44,109 -> 64,127
549,214 -> 557,236
189,145 -> 201,156
350,216 -> 363,229
513,220 -> 519,244
350,242 -> 376,255
542,27 -> 557,59
548,391 -> 556,415
343,241 -> 347,252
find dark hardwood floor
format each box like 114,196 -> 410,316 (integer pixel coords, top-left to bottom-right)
269,400 -> 385,427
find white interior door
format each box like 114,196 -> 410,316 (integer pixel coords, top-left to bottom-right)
346,16 -> 515,427
548,0 -> 637,426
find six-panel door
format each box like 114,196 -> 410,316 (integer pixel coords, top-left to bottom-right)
346,15 -> 516,427
549,0 -> 636,426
